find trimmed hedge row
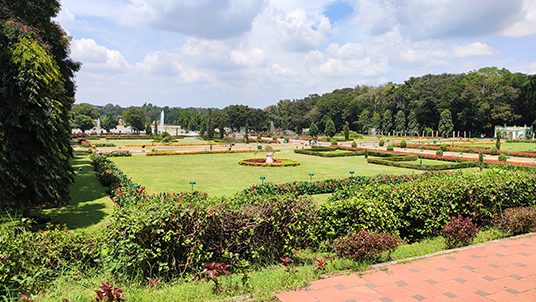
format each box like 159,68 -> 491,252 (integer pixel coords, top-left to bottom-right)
395,143 -> 536,158
367,156 -> 479,171
322,170 -> 536,242
294,148 -> 364,157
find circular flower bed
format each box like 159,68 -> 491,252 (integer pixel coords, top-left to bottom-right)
239,158 -> 300,167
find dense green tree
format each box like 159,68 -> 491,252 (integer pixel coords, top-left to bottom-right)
394,110 -> 406,135
101,113 -> 118,132
72,103 -> 98,119
74,114 -> 94,133
1,0 -> 79,210
324,117 -> 336,138
122,107 -> 146,132
309,122 -> 319,139
206,109 -> 215,139
407,111 -> 420,136
356,109 -> 370,133
382,110 -> 393,133
438,109 -> 454,137
223,105 -> 250,131
371,112 -> 381,130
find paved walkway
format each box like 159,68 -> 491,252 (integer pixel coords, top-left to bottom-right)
277,234 -> 536,302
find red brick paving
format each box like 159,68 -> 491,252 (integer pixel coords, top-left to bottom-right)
277,234 -> 536,302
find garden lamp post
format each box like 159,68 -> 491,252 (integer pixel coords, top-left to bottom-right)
189,181 -> 196,192
260,176 -> 266,185
308,172 -> 314,181
349,170 -> 355,178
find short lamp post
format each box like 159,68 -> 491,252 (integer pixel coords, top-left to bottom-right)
308,172 -> 315,181
260,176 -> 266,185
349,170 -> 355,178
189,181 -> 196,193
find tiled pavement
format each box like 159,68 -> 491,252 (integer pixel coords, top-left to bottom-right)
277,234 -> 536,302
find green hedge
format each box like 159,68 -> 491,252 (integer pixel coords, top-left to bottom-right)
294,148 -> 364,157
321,170 -> 536,242
367,157 -> 480,170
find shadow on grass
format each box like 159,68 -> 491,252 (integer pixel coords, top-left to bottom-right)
41,156 -> 113,231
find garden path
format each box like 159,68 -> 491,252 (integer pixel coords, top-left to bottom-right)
277,234 -> 536,302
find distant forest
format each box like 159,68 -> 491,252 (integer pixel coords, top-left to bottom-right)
76,67 -> 536,137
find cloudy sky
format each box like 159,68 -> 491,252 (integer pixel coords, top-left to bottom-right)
57,0 -> 536,108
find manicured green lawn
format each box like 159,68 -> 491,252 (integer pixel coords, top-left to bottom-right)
111,150 -> 424,196
403,158 -> 463,166
40,156 -> 113,235
95,137 -> 208,147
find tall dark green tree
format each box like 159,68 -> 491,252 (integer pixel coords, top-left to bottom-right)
407,111 -> 420,136
382,110 -> 393,134
343,121 -> 350,140
1,0 -> 79,210
371,112 -> 381,130
394,110 -> 406,135
438,109 -> 454,137
324,117 -> 336,138
309,122 -> 319,139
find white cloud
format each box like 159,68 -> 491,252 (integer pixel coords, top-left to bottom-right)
230,48 -> 266,66
453,42 -> 495,58
269,64 -> 296,76
502,0 -> 536,36
528,63 -> 536,75
136,50 -> 215,83
71,39 -> 130,72
121,0 -> 264,39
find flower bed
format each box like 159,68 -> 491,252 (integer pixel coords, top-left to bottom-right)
146,149 -> 272,156
238,158 -> 300,167
393,143 -> 536,158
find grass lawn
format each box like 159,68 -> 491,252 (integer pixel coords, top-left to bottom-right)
111,149 -> 424,196
40,156 -> 114,235
89,137 -> 208,147
403,158 -> 463,166
467,142 -> 536,152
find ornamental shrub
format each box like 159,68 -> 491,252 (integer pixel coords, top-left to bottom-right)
490,146 -> 499,155
332,230 -> 400,263
104,195 -> 318,280
498,153 -> 508,161
436,149 -> 444,156
440,144 -> 448,151
400,140 -> 407,148
351,141 -> 357,148
386,145 -> 394,151
442,216 -> 479,249
0,223 -> 99,296
379,139 -> 385,146
497,207 -> 536,235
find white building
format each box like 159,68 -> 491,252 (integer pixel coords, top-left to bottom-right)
494,125 -> 533,140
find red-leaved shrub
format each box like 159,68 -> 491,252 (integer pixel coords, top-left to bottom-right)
498,207 -> 536,235
442,216 -> 479,249
332,230 -> 400,262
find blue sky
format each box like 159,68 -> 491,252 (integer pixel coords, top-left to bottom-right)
56,0 -> 536,108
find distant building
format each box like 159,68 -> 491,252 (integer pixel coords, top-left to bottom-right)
494,125 -> 533,140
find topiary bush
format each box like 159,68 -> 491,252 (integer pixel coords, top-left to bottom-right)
332,230 -> 400,263
442,216 -> 479,249
379,139 -> 385,146
400,140 -> 407,148
440,144 -> 448,151
351,141 -> 357,148
498,153 -> 508,161
497,207 -> 536,235
436,149 -> 444,156
386,145 -> 394,151
490,146 -> 499,155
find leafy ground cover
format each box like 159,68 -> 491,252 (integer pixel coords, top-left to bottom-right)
110,149 -> 423,196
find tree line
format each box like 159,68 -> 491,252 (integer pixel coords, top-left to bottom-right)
76,67 -> 536,138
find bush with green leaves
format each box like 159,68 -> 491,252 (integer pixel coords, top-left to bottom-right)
497,207 -> 536,235
0,222 -> 99,296
386,145 -> 394,151
399,140 -> 407,148
436,149 -> 444,156
104,195 -> 318,280
498,153 -> 508,161
490,146 -> 499,155
379,139 -> 385,146
324,170 -> 536,242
